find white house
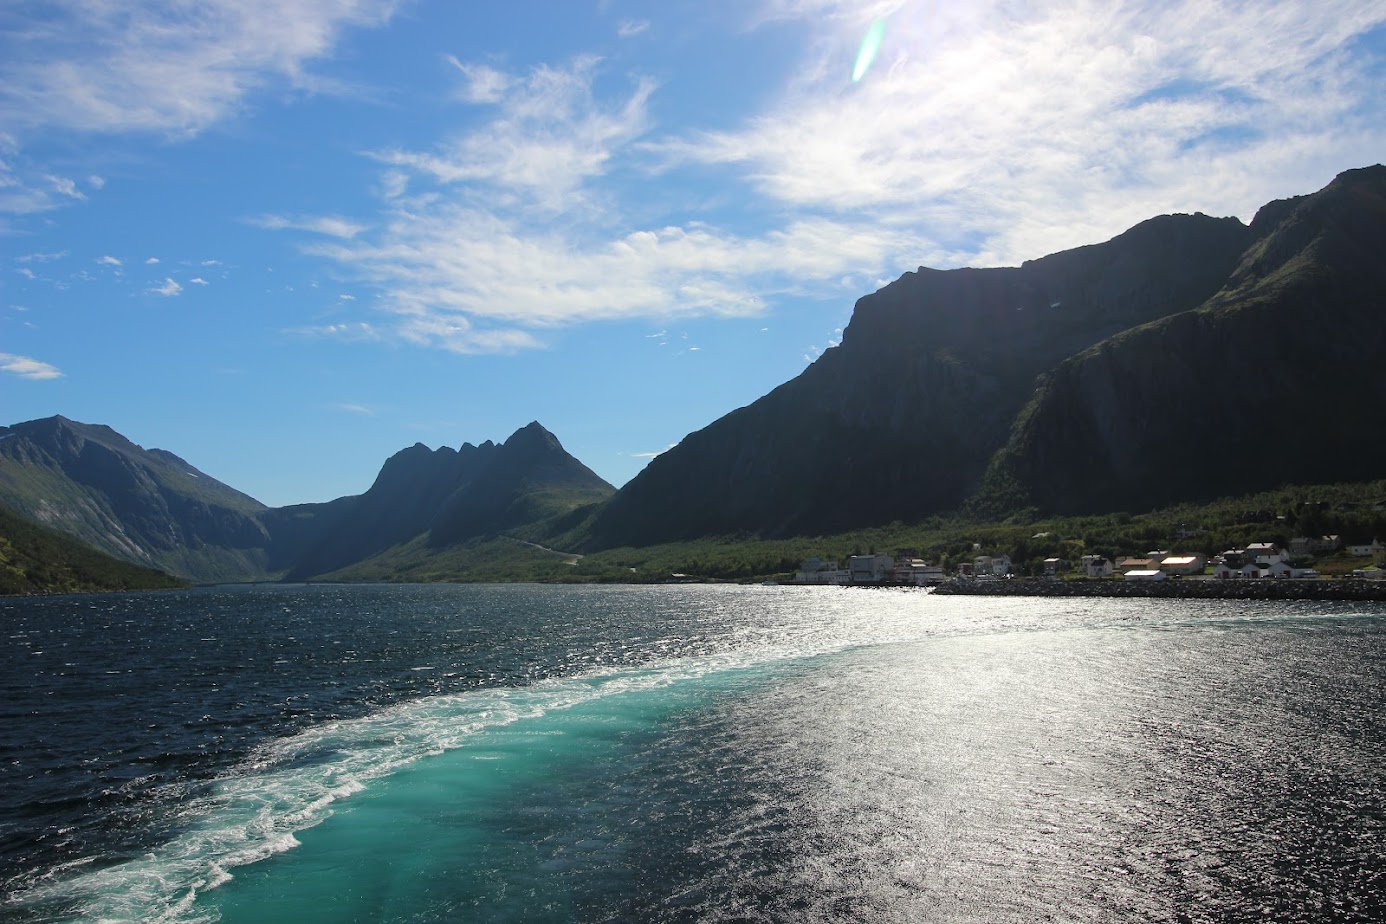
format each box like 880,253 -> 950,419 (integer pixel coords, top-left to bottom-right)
1124,569 -> 1167,582
794,558 -> 845,585
1268,561 -> 1319,580
1215,561 -> 1267,579
1247,542 -> 1285,565
849,554 -> 895,584
1348,539 -> 1383,557
1081,555 -> 1113,578
973,554 -> 1013,577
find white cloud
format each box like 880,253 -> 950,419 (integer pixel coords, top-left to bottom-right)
668,0 -> 1386,265
631,443 -> 676,458
0,352 -> 63,380
151,277 -> 182,297
333,402 -> 376,415
97,255 -> 122,266
190,277 -> 209,285
145,257 -> 159,264
252,213 -> 368,238
374,55 -> 655,213
45,175 -> 86,201
288,320 -> 383,342
617,20 -> 650,38
262,0 -> 1385,357
0,0 -> 402,138
17,251 -> 67,263
446,57 -> 513,104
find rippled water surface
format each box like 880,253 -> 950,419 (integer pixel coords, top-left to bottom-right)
2,584 -> 1383,922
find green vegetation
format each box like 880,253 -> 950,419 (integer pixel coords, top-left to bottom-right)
316,479 -> 1386,585
0,503 -> 186,596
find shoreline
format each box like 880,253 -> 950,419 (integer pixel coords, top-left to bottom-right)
931,577 -> 1386,601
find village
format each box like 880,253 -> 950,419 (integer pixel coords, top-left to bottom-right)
791,536 -> 1386,586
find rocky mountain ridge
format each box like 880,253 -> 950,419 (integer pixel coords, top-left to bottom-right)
0,417 -> 613,584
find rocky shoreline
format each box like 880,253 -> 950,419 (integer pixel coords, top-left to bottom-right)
931,577 -> 1386,601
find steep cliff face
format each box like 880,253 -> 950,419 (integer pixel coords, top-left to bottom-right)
0,416 -> 273,581
983,165 -> 1386,514
587,212 -> 1253,546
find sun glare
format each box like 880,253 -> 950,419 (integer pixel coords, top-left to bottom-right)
853,18 -> 887,82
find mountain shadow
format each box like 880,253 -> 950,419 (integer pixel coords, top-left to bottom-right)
978,164 -> 1386,515
585,209 -> 1254,547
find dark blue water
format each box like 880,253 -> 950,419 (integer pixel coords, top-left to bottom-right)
2,584 -> 1383,922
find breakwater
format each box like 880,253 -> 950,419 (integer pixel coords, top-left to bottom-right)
932,578 -> 1386,601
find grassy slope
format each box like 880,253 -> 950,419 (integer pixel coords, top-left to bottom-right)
311,479 -> 1386,584
0,503 -> 186,596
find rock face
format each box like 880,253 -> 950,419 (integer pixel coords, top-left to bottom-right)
0,416 -> 273,581
587,211 -> 1254,546
983,165 -> 1386,514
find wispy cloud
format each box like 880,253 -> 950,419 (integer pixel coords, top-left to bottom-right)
0,0 -> 402,138
333,402 -> 376,416
380,55 -> 655,213
150,277 -> 182,297
287,320 -> 383,342
252,213 -> 368,238
295,55 -> 921,353
0,353 -> 63,380
97,255 -> 122,267
617,20 -> 650,38
253,0 -> 1386,355
670,0 -> 1386,264
631,443 -> 676,459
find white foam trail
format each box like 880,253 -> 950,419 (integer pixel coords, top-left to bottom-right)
10,648 -> 811,924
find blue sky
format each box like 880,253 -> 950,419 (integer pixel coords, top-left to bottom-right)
4,0 -> 1384,507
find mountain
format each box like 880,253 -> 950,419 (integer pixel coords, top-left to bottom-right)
0,416 -> 275,582
978,164 -> 1386,515
267,422 -> 613,580
585,210 -> 1253,546
0,417 -> 611,584
426,421 -> 615,545
0,500 -> 185,595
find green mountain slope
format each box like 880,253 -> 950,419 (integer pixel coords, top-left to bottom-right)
0,501 -> 184,595
0,416 -> 274,582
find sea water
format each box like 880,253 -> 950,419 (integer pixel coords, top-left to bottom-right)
2,584 -> 1382,922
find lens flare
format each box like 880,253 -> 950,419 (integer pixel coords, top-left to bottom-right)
852,18 -> 887,82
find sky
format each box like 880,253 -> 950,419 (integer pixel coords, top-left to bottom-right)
4,0 -> 1384,508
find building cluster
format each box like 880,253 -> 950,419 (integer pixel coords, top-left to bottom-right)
790,536 -> 1385,586
793,554 -> 946,586
1062,535 -> 1384,582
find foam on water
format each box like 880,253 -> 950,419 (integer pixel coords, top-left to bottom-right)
12,645 -> 807,924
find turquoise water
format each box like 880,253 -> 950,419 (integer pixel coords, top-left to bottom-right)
4,585 -> 1384,922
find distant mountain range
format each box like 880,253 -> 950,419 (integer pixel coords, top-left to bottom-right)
3,165 -> 1384,587
0,417 -> 614,585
